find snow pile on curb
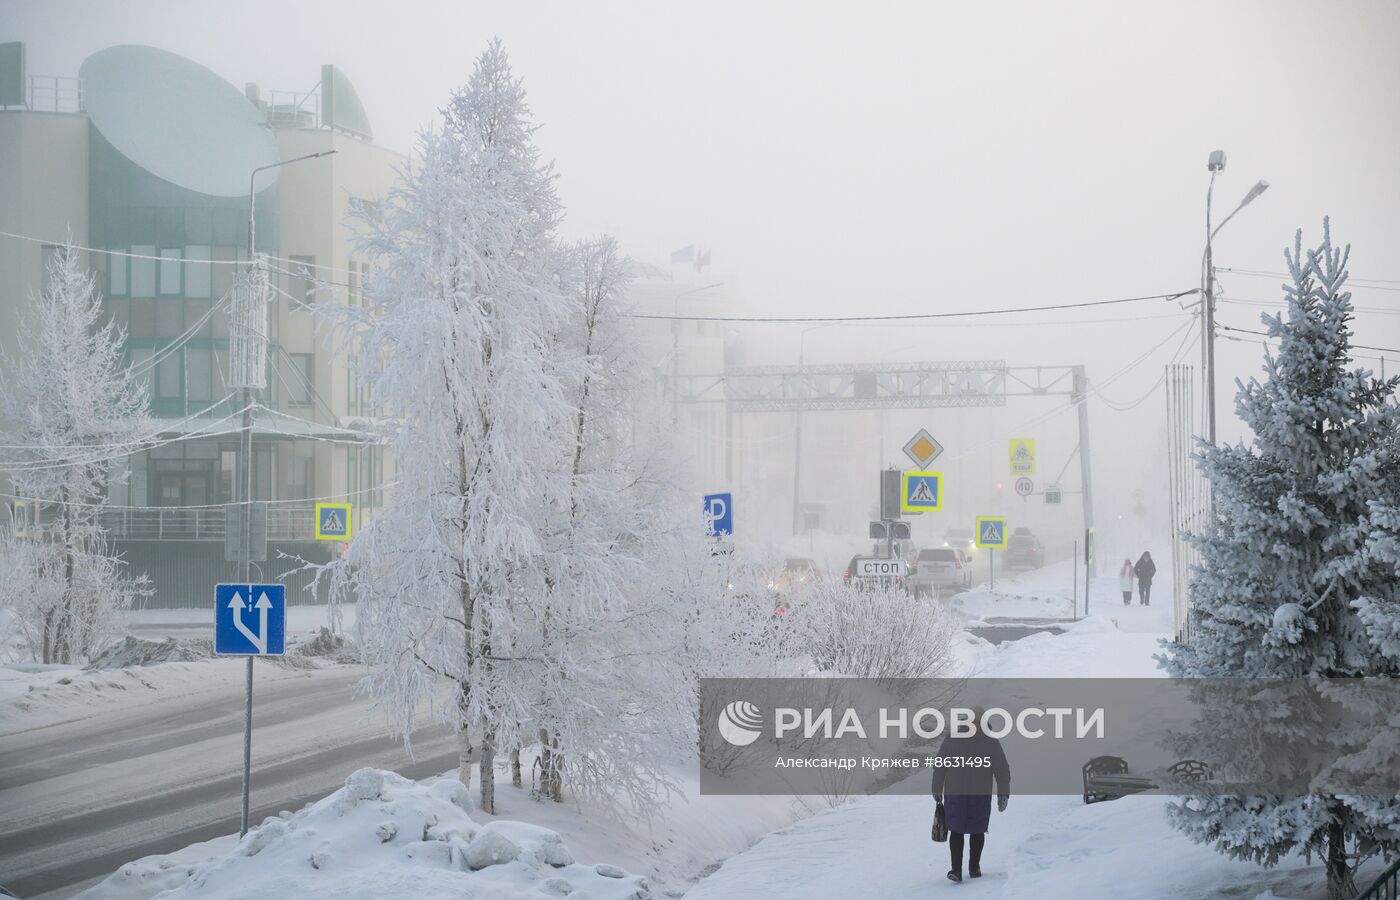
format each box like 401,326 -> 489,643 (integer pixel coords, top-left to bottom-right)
87,636 -> 214,669
79,768 -> 652,900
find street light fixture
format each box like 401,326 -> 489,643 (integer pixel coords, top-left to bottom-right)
1201,152 -> 1267,446
234,147 -> 337,840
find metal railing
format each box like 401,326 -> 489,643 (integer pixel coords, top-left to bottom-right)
1360,858 -> 1400,900
12,75 -> 85,113
99,505 -> 317,542
265,89 -> 320,129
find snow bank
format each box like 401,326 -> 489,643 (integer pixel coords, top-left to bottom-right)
79,768 -> 652,900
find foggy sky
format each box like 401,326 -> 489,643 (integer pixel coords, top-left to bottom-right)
5,0 -> 1399,541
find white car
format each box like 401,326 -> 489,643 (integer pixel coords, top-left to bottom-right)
908,548 -> 972,596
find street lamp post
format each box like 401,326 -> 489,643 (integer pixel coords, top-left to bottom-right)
235,148 -> 336,838
791,323 -> 835,535
1201,150 -> 1268,445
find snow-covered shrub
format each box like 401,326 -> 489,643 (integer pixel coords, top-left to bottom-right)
793,581 -> 960,681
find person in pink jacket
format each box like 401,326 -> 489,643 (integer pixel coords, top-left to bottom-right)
1119,559 -> 1135,606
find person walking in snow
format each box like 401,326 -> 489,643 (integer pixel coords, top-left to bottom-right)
1119,558 -> 1136,605
930,710 -> 1011,884
1133,551 -> 1156,605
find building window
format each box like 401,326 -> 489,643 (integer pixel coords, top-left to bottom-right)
288,255 -> 315,307
129,347 -> 154,404
219,449 -> 236,501
186,346 -> 212,404
285,353 -> 313,405
289,443 -> 312,500
156,351 -> 182,401
110,250 -> 128,297
130,245 -> 156,296
159,248 -> 183,296
184,246 -> 211,298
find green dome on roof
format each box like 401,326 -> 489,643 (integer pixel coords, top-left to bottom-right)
81,45 -> 280,198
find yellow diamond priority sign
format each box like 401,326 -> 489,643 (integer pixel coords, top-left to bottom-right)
902,428 -> 945,468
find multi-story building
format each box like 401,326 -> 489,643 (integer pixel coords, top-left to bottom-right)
0,41 -> 401,606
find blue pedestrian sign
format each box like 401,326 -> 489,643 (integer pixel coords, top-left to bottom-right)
215,583 -> 287,656
704,492 -> 733,537
901,471 -> 943,513
976,516 -> 1008,549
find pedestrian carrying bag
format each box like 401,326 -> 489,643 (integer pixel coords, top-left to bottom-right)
931,802 -> 948,843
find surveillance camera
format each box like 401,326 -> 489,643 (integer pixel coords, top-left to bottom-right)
1207,150 -> 1226,172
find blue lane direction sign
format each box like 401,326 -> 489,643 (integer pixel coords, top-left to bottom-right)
215,584 -> 286,655
704,492 -> 733,537
901,471 -> 943,513
976,516 -> 1008,549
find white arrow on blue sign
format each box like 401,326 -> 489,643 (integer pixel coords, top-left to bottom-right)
215,583 -> 287,656
703,492 -> 733,537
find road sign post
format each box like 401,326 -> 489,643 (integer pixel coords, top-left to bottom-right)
215,583 -> 287,838
976,516 -> 1008,591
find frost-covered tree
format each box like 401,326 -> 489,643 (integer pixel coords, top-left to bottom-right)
519,236 -> 695,811
1164,221 -> 1400,899
0,242 -> 150,663
315,42 -> 578,814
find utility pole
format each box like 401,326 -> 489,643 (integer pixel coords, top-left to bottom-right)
1072,365 -> 1095,579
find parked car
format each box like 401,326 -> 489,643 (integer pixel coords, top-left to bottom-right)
843,554 -> 905,592
908,547 -> 971,596
771,557 -> 820,594
942,527 -> 978,562
1003,533 -> 1046,569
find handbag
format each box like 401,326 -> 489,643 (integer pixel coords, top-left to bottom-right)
931,801 -> 948,843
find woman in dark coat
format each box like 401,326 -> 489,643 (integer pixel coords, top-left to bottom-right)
930,713 -> 1011,883
1133,551 -> 1156,605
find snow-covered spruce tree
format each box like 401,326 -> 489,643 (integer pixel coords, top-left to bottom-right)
315,41 -> 575,814
0,242 -> 150,663
1163,221 -> 1400,899
519,236 -> 693,811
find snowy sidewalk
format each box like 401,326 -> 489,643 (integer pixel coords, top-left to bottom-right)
686,570 -> 1374,899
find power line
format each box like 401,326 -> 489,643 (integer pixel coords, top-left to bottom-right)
1217,323 -> 1399,356
625,290 -> 1200,324
1216,267 -> 1400,291
0,230 -> 245,265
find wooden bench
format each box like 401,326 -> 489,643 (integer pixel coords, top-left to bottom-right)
1082,756 -> 1211,804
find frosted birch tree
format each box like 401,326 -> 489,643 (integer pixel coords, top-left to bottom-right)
1163,222 -> 1400,899
0,241 -> 150,663
316,41 -> 576,814
516,236 -> 696,810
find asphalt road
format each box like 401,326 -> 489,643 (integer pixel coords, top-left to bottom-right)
0,664 -> 456,899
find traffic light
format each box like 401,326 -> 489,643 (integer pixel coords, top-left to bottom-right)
995,481 -> 1004,492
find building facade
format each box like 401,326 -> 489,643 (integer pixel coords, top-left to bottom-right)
0,42 -> 400,606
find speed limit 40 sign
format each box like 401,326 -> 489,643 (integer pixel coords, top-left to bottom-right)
1014,476 -> 1034,497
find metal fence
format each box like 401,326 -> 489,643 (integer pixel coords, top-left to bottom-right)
1360,858 -> 1400,900
1165,364 -> 1206,644
99,506 -> 317,542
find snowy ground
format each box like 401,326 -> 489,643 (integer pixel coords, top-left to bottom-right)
9,564 -> 1384,899
685,567 -> 1385,900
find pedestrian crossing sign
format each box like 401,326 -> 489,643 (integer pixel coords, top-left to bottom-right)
976,516 -> 1008,549
1009,438 -> 1036,476
901,471 -> 942,513
314,502 -> 352,541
